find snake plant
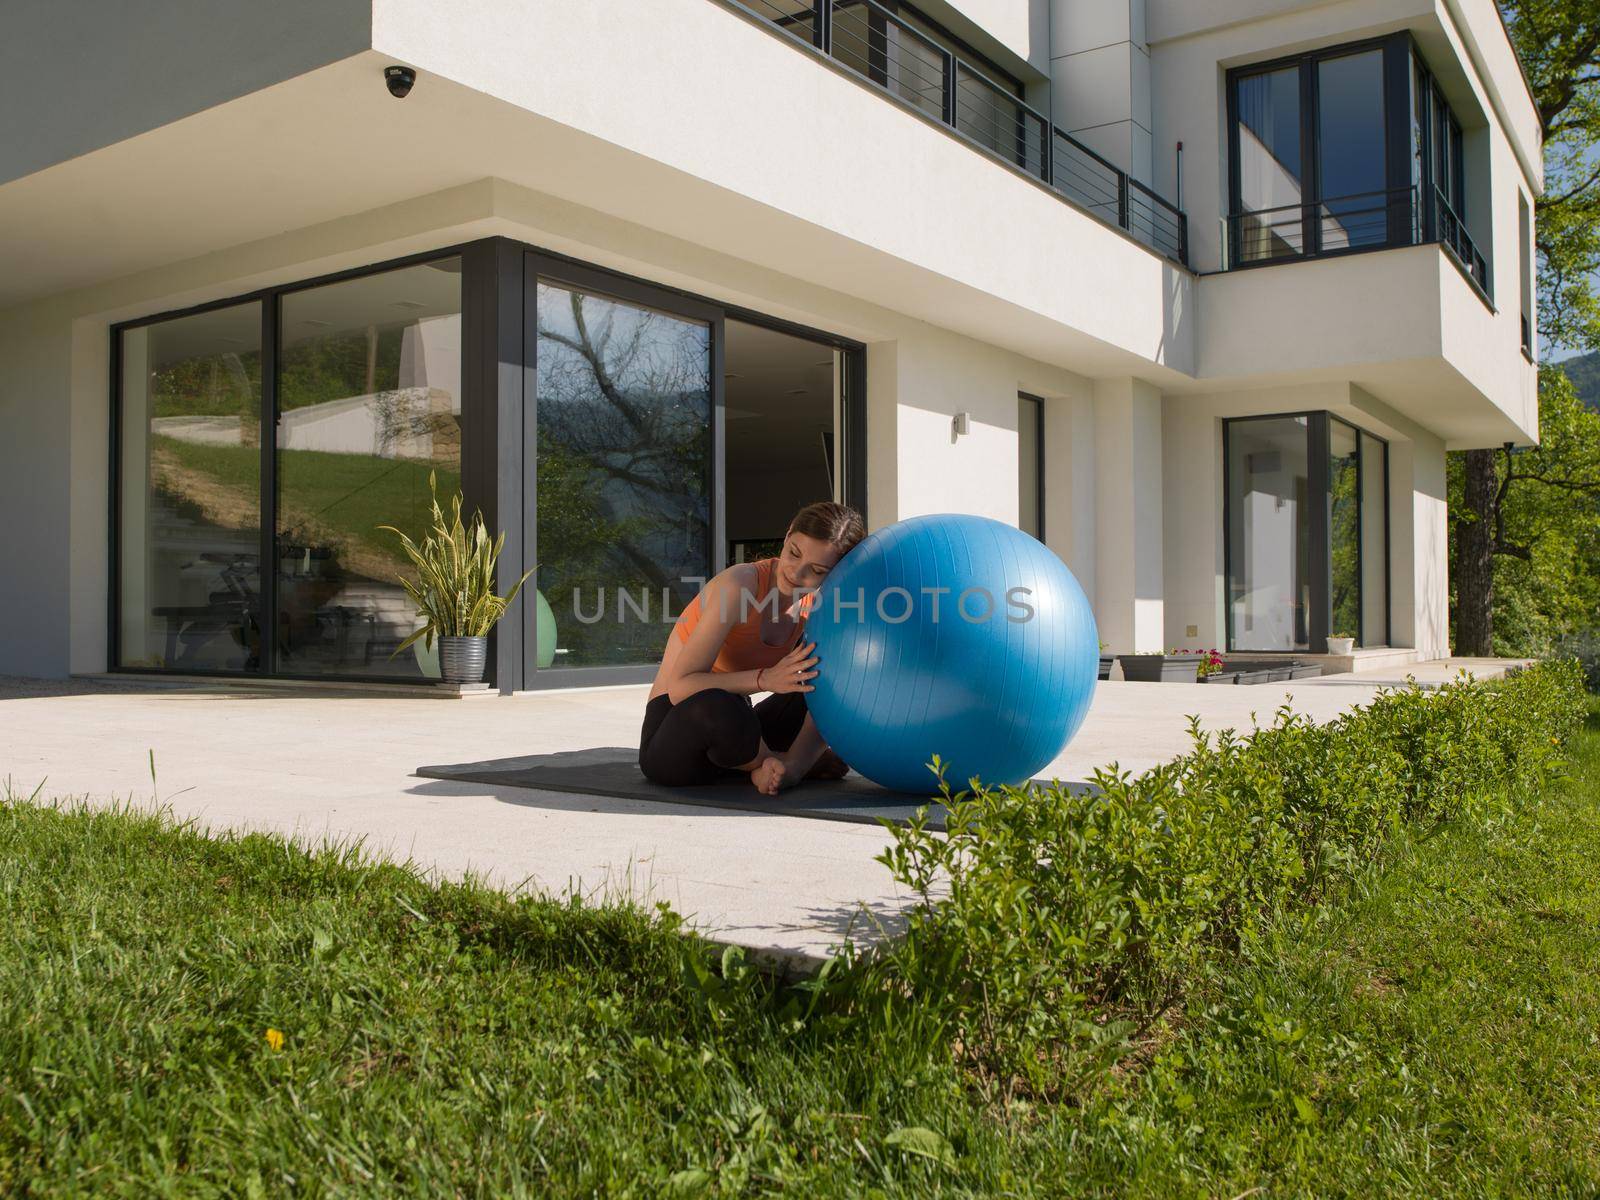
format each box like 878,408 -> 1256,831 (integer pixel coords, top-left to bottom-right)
379,473 -> 533,656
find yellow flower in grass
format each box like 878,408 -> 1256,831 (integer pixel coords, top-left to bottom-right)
265,1028 -> 285,1052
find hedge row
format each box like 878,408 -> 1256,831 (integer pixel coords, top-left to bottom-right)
859,660 -> 1588,1093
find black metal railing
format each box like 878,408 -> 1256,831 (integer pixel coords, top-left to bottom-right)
1432,187 -> 1489,294
1225,185 -> 1491,301
731,0 -> 1188,265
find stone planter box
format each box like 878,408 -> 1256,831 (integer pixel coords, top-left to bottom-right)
1098,655 -> 1115,681
1118,654 -> 1200,683
1202,659 -> 1322,685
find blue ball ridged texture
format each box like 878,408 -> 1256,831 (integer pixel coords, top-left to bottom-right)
804,514 -> 1099,795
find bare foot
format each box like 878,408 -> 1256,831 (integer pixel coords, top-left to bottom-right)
751,756 -> 788,795
806,750 -> 850,781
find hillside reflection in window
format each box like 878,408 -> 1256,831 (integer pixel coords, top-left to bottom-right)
274,258 -> 463,677
118,303 -> 263,671
535,282 -> 712,669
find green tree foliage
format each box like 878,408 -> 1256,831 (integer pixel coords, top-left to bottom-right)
1453,3 -> 1600,656
1452,371 -> 1600,654
1502,1 -> 1600,352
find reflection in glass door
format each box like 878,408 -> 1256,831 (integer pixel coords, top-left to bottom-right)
1234,65 -> 1304,262
274,258 -> 463,677
1316,50 -> 1387,251
1226,413 -> 1389,652
1360,431 -> 1390,645
534,281 -> 713,669
118,303 -> 264,671
1328,419 -> 1361,642
1226,415 -> 1312,651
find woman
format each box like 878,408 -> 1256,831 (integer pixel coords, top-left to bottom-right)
640,501 -> 866,795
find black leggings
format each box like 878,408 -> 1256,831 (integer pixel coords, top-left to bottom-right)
639,689 -> 809,786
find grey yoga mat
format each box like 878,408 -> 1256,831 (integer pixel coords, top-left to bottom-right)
416,747 -> 1093,830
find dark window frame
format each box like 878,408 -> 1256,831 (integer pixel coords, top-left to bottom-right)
1225,33 -> 1489,300
109,243 -> 472,686
1222,411 -> 1391,654
108,238 -> 867,691
1018,391 -> 1045,542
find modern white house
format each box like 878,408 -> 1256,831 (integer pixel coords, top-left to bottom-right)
0,0 -> 1540,692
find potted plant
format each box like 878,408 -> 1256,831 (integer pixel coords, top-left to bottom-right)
1191,648 -> 1228,682
380,473 -> 533,685
1326,632 -> 1356,656
1098,640 -> 1114,681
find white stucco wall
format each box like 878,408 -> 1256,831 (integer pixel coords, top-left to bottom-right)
930,0 -> 1050,72
0,0 -> 371,187
0,309 -> 72,677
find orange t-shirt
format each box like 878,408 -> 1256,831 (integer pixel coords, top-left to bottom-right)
672,558 -> 808,674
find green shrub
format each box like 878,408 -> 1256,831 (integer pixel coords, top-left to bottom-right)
856,660 -> 1587,1095
1554,627 -> 1600,691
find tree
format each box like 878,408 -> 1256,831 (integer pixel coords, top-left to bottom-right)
1452,372 -> 1600,653
1453,2 -> 1600,655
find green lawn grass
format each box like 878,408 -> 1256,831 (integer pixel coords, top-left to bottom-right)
2,702 -> 1598,1196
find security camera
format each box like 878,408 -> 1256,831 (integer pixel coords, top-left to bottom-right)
385,65 -> 416,99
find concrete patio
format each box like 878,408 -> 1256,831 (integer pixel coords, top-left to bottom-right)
0,659 -> 1520,969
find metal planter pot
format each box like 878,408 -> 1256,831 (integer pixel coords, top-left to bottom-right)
439,635 -> 488,685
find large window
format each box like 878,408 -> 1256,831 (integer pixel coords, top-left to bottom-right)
113,241 -> 865,687
1228,35 -> 1487,294
1225,413 -> 1388,652
274,259 -> 462,678
533,281 -> 713,670
1225,416 -> 1312,651
118,302 -> 264,671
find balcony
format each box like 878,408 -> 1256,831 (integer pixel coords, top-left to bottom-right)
1224,185 -> 1492,305
728,0 -> 1189,265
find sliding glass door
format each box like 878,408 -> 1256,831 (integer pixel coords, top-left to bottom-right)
1225,413 -> 1389,652
114,239 -> 865,687
526,263 -> 861,684
274,258 -> 463,677
1225,416 -> 1312,651
117,303 -> 264,671
532,280 -> 713,670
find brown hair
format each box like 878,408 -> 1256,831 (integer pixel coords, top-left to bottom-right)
787,501 -> 866,556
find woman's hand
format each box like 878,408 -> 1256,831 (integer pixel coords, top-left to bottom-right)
761,642 -> 818,694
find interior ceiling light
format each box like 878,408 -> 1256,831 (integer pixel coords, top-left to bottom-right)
787,388 -> 808,396
300,319 -> 333,328
393,300 -> 427,310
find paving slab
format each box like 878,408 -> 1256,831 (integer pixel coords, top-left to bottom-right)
0,663 -> 1519,967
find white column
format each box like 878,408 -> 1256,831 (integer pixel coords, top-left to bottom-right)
1388,433 -> 1450,658
1049,0 -> 1153,183
1160,400 -> 1224,650
1093,378 -> 1164,652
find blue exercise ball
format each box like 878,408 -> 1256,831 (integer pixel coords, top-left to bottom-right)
805,514 -> 1098,794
